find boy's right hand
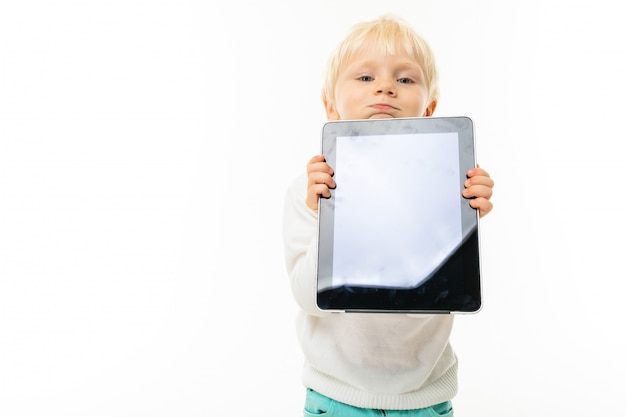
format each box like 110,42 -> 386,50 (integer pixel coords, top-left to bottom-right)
306,155 -> 336,212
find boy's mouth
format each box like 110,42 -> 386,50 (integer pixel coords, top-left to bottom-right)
371,103 -> 397,110
369,103 -> 398,118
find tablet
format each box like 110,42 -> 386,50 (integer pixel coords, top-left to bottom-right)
316,116 -> 481,313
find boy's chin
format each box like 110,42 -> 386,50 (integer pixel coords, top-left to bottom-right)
368,113 -> 395,119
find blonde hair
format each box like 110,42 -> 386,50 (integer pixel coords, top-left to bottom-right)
322,15 -> 439,108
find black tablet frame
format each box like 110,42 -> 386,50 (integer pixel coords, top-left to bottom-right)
316,116 -> 481,313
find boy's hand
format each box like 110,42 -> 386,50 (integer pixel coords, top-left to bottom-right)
306,155 -> 336,212
463,166 -> 494,218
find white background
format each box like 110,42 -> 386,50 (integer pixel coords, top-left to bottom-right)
1,0 -> 624,416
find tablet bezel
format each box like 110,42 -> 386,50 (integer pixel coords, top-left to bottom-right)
316,116 -> 481,314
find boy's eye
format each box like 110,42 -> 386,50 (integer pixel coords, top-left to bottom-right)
359,75 -> 374,82
398,77 -> 413,84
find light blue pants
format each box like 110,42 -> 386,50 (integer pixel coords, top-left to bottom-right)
303,388 -> 454,417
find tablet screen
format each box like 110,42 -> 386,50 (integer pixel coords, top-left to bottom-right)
317,117 -> 480,313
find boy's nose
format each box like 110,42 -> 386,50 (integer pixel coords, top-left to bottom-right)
375,80 -> 397,96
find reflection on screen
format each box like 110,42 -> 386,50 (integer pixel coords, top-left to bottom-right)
332,132 -> 461,289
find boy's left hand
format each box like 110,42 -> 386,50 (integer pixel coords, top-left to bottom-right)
462,166 -> 494,218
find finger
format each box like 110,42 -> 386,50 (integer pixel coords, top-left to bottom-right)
309,183 -> 333,199
307,155 -> 334,175
469,197 -> 493,218
307,154 -> 325,165
464,174 -> 494,189
307,162 -> 334,177
308,171 -> 336,190
306,184 -> 333,212
467,166 -> 492,180
462,184 -> 493,200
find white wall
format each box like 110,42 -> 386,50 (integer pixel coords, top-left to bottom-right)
1,0 -> 624,415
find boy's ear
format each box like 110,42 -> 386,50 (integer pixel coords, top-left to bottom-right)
423,101 -> 437,117
323,96 -> 340,120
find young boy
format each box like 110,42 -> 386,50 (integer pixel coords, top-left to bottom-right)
282,15 -> 494,416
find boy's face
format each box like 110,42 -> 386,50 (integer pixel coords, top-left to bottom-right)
324,45 -> 436,120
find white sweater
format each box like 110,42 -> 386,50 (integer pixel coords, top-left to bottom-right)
282,172 -> 458,410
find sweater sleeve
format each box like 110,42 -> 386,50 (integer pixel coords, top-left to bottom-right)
282,173 -> 332,317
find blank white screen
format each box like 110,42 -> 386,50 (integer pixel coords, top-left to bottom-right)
332,132 -> 462,288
